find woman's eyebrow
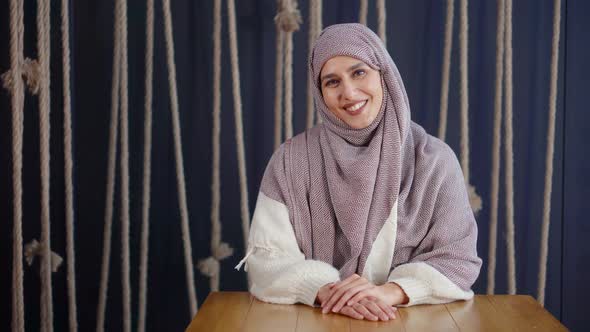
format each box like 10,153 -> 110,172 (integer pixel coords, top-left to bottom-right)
320,62 -> 366,83
347,62 -> 366,72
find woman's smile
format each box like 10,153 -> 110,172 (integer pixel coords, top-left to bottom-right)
343,100 -> 368,115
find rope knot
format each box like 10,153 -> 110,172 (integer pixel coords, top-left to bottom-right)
197,242 -> 234,277
467,184 -> 482,214
1,58 -> 42,94
24,239 -> 63,273
275,0 -> 302,32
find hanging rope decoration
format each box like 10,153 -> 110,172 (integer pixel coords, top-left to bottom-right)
227,0 -> 252,264
359,0 -> 368,26
538,0 -> 562,306
24,239 -> 63,272
60,0 -> 79,328
137,0 -> 154,330
487,0 -> 505,296
35,0 -> 55,329
438,0 -> 454,141
273,25 -> 284,149
458,0 -> 482,213
275,0 -> 302,140
118,0 -> 132,327
357,0 -> 386,45
198,0 -> 235,293
4,0 -> 27,330
503,0 -> 517,296
305,0 -> 323,129
96,0 -> 131,331
162,0 -> 199,316
376,0 -> 386,45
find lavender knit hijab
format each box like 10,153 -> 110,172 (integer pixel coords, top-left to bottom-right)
260,23 -> 481,287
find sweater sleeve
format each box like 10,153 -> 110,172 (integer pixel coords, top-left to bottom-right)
235,192 -> 340,306
387,142 -> 482,306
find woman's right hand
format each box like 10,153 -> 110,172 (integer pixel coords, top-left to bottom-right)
339,297 -> 397,321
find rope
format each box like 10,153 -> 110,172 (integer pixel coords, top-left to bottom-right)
36,0 -> 54,329
24,239 -> 63,272
377,0 -> 386,46
305,0 -> 318,129
438,0 -> 454,141
162,0 -> 199,315
2,57 -> 42,94
228,0 -> 252,252
6,0 -> 26,329
458,0 -> 469,182
198,0 -> 235,293
60,0 -> 78,328
273,28 -> 284,149
538,0 -> 562,306
503,0 -> 516,296
359,0 -> 368,25
117,0 -> 132,328
276,0 -> 301,140
458,0 -> 482,213
96,0 -> 122,328
137,0 -> 154,329
487,0 -> 505,295
315,0 -> 322,125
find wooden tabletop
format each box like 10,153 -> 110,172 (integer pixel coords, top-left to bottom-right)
186,291 -> 568,332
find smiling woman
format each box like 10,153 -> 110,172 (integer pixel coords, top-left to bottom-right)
235,23 -> 481,322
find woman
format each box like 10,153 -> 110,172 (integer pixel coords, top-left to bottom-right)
235,23 -> 482,321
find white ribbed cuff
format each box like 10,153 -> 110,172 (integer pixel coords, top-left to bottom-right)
293,264 -> 340,306
388,277 -> 431,306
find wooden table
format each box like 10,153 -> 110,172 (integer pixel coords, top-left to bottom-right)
186,292 -> 568,331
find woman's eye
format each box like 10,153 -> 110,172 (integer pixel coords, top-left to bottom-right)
325,79 -> 339,87
353,69 -> 366,77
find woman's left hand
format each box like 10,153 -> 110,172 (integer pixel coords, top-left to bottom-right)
321,274 -> 408,314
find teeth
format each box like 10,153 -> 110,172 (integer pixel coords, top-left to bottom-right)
345,100 -> 367,112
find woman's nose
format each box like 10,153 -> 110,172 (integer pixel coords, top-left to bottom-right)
341,81 -> 357,100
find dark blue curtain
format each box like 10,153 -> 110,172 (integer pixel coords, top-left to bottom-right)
1,0 -> 588,331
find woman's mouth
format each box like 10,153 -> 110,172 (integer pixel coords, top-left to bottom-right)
343,100 -> 368,116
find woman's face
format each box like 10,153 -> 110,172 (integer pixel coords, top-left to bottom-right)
320,56 -> 383,129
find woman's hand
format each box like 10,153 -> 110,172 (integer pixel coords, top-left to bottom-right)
315,282 -> 335,306
339,297 -> 397,321
321,274 -> 377,313
321,274 -> 408,314
347,281 -> 409,308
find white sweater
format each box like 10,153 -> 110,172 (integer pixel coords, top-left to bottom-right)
235,192 -> 474,307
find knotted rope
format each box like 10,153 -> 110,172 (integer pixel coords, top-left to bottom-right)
198,0 -> 235,293
5,0 -> 26,330
275,0 -> 301,140
24,239 -> 63,273
35,0 -> 55,330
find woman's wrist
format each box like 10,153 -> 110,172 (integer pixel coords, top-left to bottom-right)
380,282 -> 409,306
